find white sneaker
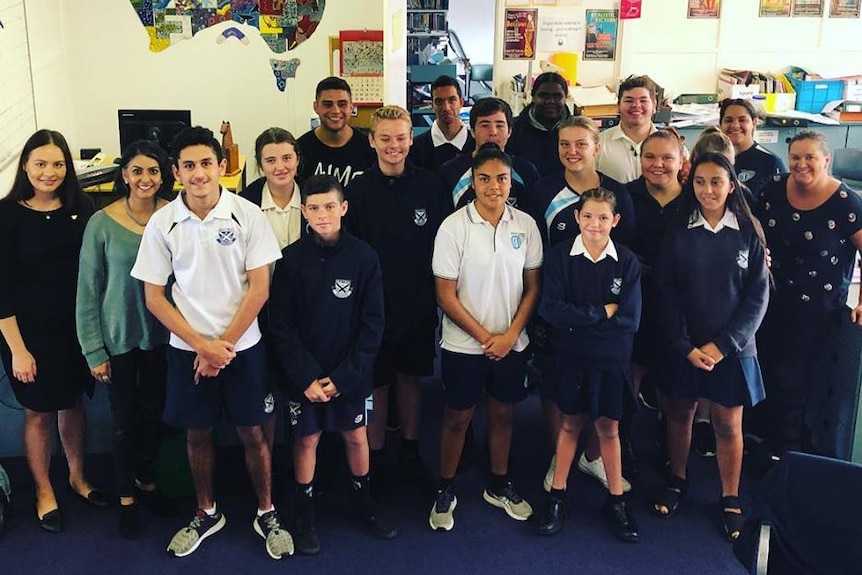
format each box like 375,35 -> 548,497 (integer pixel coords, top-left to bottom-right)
577,453 -> 631,493
429,485 -> 457,531
543,455 -> 556,493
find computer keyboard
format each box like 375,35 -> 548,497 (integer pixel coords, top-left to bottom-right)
77,163 -> 119,188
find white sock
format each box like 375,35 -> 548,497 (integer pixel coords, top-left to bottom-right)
257,505 -> 275,517
202,504 -> 217,516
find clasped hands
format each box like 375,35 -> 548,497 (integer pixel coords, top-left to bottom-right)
304,377 -> 339,403
193,339 -> 236,384
481,332 -> 517,361
686,342 -> 724,371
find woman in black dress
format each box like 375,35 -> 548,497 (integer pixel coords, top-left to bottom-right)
757,130 -> 862,456
0,130 -> 107,533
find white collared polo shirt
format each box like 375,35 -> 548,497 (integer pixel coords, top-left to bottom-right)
432,201 -> 543,355
131,188 -> 281,352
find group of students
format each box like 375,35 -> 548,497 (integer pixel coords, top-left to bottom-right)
1,72 -> 861,561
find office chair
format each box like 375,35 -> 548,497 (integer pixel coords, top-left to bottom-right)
733,452 -> 862,575
832,147 -> 862,193
468,64 -> 494,102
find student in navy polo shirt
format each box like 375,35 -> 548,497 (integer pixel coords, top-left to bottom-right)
651,153 -> 769,542
346,105 -> 443,496
439,97 -> 540,214
430,144 -> 542,531
535,187 -> 641,543
268,174 -> 397,555
408,75 -> 475,171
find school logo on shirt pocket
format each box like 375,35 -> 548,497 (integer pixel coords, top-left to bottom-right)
738,169 -> 755,183
333,278 -> 353,299
510,232 -> 526,250
414,208 -> 427,227
611,277 -> 622,296
737,249 -> 749,270
216,228 -> 237,245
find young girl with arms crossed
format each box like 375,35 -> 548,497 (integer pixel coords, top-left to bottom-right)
536,188 -> 642,543
652,153 -> 769,541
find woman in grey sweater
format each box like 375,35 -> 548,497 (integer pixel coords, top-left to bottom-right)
76,140 -> 173,538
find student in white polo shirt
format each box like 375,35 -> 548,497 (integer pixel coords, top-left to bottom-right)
429,143 -> 543,531
131,127 -> 292,561
596,75 -> 660,184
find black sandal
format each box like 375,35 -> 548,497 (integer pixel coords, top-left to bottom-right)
651,475 -> 688,518
720,495 -> 745,541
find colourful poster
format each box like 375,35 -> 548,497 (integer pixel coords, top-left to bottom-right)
759,0 -> 792,16
503,9 -> 538,60
829,0 -> 861,17
583,10 -> 618,61
792,0 -> 824,15
688,0 -> 721,18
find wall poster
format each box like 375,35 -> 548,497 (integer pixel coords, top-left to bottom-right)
583,9 -> 618,61
503,8 -> 538,60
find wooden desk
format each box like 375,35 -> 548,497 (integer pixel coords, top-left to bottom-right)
84,155 -> 247,196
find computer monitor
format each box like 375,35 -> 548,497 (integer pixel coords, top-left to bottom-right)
118,109 -> 192,158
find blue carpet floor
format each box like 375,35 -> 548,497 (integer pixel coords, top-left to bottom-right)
0,381 -> 748,575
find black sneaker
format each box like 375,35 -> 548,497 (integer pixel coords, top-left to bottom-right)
118,503 -> 140,539
294,508 -> 320,556
603,497 -> 640,543
398,449 -> 437,495
693,420 -> 716,457
537,494 -> 565,536
353,503 -> 398,540
167,507 -> 226,557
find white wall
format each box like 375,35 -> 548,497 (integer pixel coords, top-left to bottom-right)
0,0 -> 387,191
492,0 -> 862,106
449,0 -> 495,65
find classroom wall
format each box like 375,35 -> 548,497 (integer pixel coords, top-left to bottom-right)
492,0 -> 862,106
0,0 -> 391,192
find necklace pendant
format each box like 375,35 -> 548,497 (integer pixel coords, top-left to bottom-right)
45,214 -> 51,220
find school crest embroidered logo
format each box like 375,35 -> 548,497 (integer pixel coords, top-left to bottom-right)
288,401 -> 301,426
263,392 -> 275,414
737,249 -> 749,269
611,277 -> 622,296
333,279 -> 353,299
510,232 -> 525,250
216,228 -> 237,245
738,169 -> 755,183
414,208 -> 427,227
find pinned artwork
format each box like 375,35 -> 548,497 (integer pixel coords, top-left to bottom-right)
132,0 -> 325,54
270,58 -> 301,91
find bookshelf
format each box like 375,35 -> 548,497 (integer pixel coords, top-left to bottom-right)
407,0 -> 449,66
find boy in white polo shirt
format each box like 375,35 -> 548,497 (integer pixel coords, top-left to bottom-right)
131,127 -> 292,560
429,144 -> 543,531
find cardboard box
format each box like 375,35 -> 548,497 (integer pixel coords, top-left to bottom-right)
717,77 -> 760,100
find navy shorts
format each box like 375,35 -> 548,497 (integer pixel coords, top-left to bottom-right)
373,326 -> 437,388
287,394 -> 369,437
441,349 -> 529,410
164,342 -> 270,429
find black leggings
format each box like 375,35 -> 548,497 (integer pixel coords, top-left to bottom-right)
107,347 -> 167,498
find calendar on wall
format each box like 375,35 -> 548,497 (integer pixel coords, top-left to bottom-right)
339,30 -> 384,105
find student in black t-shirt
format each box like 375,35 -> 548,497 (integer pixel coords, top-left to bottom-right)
297,77 -> 376,188
408,75 -> 475,171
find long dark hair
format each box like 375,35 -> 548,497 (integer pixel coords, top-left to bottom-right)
678,152 -> 767,250
4,129 -> 92,214
113,139 -> 175,199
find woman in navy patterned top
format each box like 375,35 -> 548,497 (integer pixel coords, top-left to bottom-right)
757,130 -> 862,456
652,153 -> 769,541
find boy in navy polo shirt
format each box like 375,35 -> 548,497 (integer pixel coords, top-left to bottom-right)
268,175 -> 397,555
346,105 -> 443,497
132,127 -> 292,560
439,97 -> 540,214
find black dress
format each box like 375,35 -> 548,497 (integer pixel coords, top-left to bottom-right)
0,200 -> 93,412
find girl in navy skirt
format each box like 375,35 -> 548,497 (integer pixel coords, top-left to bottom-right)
652,152 -> 770,541
536,188 -> 642,543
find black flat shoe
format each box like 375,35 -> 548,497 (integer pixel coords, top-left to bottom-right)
68,484 -> 111,508
604,497 -> 640,544
537,496 -> 565,536
38,508 -> 63,533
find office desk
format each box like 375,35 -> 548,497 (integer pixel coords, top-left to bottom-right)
84,155 -> 247,207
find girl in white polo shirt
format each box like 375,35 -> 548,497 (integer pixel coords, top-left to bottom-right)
429,144 -> 543,531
